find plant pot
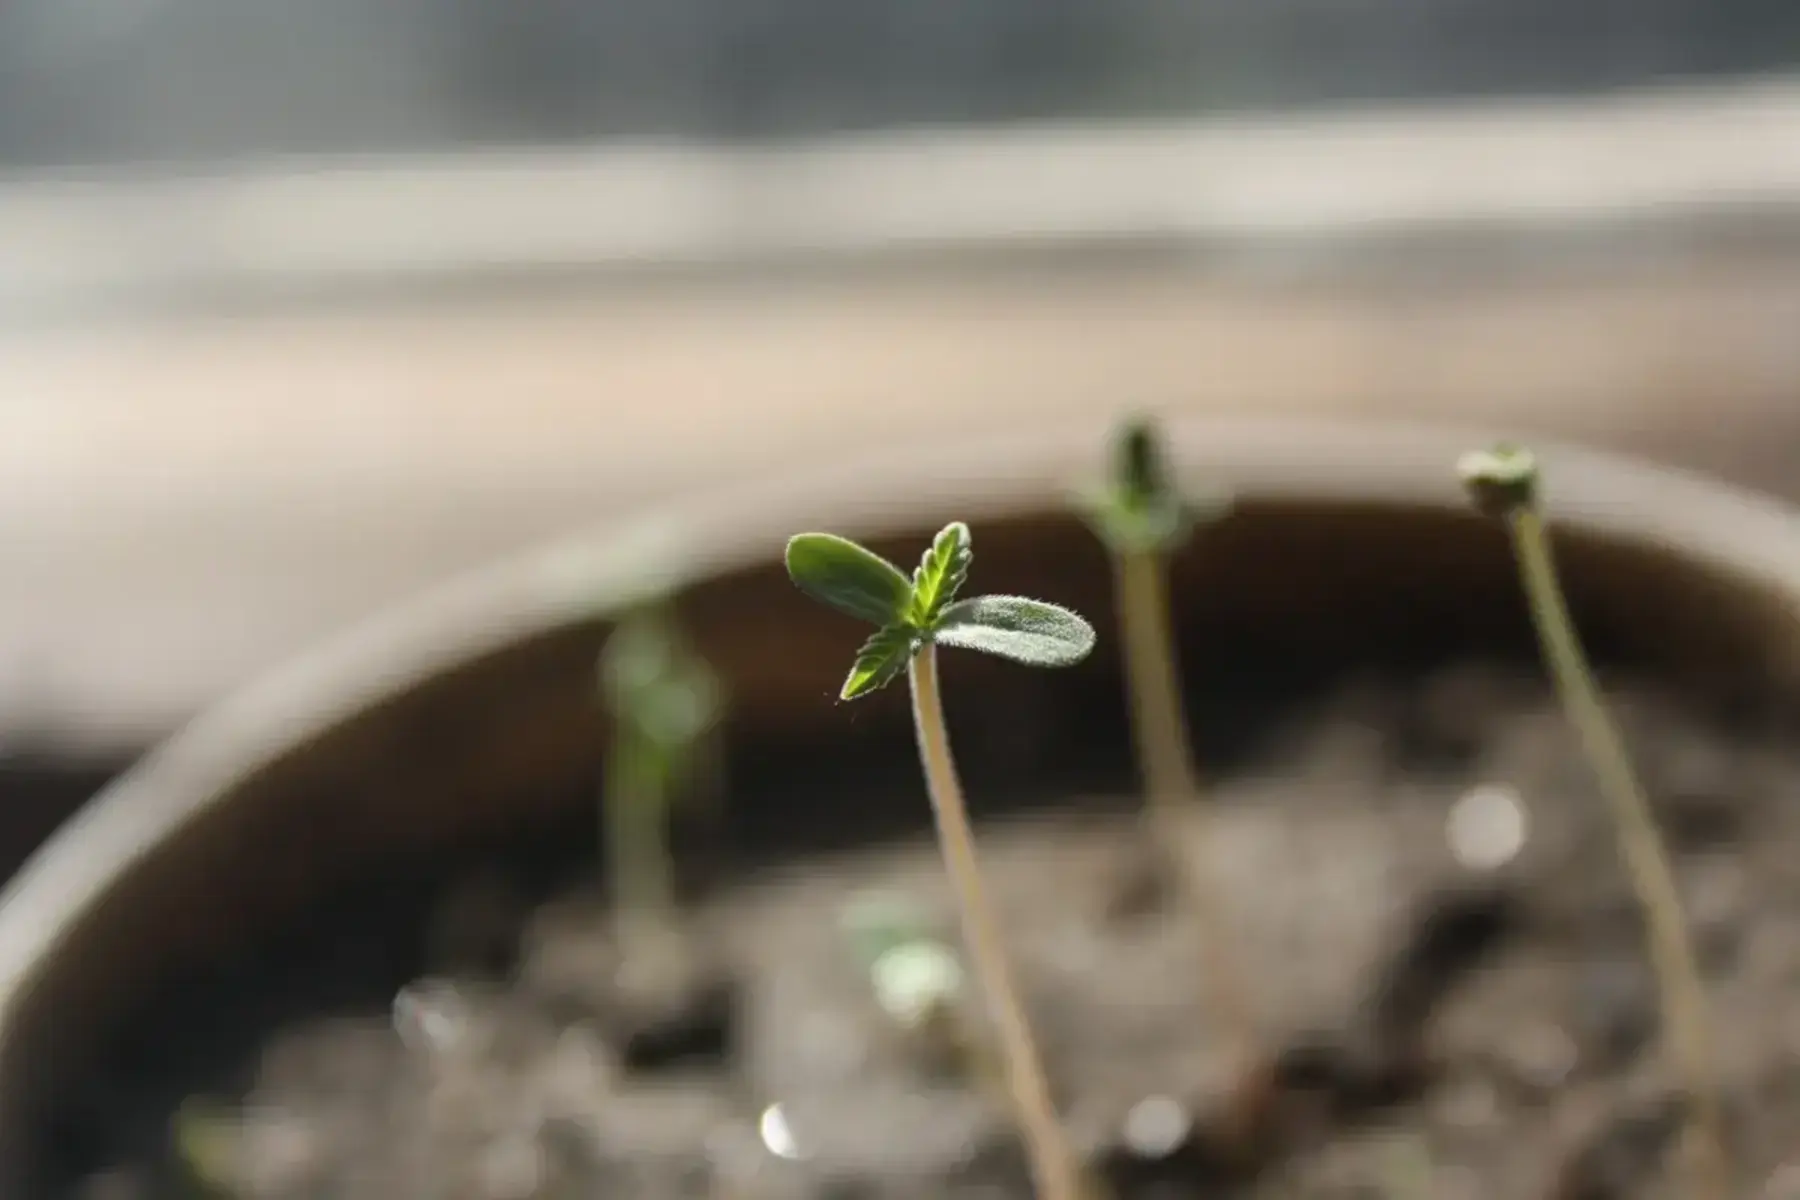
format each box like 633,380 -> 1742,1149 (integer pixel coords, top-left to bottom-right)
6,417 -> 1800,1199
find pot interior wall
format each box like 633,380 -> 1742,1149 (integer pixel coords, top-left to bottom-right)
12,499 -> 1799,1191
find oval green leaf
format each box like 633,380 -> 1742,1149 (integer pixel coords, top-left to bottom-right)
933,595 -> 1095,668
786,533 -> 913,627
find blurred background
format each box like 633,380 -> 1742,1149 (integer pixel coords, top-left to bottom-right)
1,0 -> 1799,873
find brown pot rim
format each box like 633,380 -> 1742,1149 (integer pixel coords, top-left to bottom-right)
3,414 -> 1798,1147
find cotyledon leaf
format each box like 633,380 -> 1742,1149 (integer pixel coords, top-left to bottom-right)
786,532 -> 913,627
933,595 -> 1096,668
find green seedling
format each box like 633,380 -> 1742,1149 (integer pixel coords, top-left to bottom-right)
171,1099 -> 239,1199
599,605 -> 726,968
843,893 -> 977,1076
786,522 -> 1095,1200
1077,416 -> 1262,1098
1459,443 -> 1727,1199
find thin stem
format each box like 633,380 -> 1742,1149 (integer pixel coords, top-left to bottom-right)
1114,547 -> 1260,1075
909,646 -> 1084,1200
1115,549 -> 1195,806
1509,508 -> 1728,1198
605,729 -> 677,958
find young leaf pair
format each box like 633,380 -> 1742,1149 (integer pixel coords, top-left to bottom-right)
786,521 -> 1094,699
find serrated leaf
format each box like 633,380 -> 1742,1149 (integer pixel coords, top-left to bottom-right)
840,623 -> 918,700
934,595 -> 1096,668
786,533 -> 913,626
908,521 -> 972,627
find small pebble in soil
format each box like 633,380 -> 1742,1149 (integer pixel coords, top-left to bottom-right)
1447,782 -> 1529,872
759,1102 -> 802,1161
709,1118 -> 819,1198
530,1024 -> 618,1121
394,977 -> 484,1059
762,1086 -> 1011,1187
1121,1094 -> 1192,1159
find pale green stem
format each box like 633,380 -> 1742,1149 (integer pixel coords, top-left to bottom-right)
1509,507 -> 1728,1199
606,728 -> 678,958
1115,548 -> 1196,806
1114,547 -> 1260,1074
909,645 -> 1085,1200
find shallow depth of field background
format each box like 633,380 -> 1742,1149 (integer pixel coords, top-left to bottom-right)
0,0 -> 1798,868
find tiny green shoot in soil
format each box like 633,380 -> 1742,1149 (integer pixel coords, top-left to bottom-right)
598,604 -> 725,966
171,1099 -> 240,1199
842,893 -> 976,1072
1458,442 -> 1728,1200
786,521 -> 1095,1200
1076,414 -> 1263,1103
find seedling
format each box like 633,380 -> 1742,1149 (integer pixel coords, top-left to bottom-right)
786,522 -> 1095,1200
1077,416 -> 1262,1101
171,1099 -> 240,1199
598,605 -> 725,971
842,894 -> 974,1070
1459,443 -> 1727,1199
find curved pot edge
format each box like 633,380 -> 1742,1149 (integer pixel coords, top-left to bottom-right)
2,413 -> 1797,1105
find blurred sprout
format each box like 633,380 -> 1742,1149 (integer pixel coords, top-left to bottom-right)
841,892 -> 937,970
1074,415 -> 1262,1092
1459,442 -> 1726,1198
171,1100 -> 239,1198
841,893 -> 965,1030
870,941 -> 965,1030
598,604 -> 725,954
1076,415 -> 1227,555
600,605 -> 724,782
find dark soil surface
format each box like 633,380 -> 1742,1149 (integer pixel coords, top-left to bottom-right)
67,663 -> 1800,1199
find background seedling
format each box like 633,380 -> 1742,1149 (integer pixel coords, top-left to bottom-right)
1459,443 -> 1728,1200
599,604 -> 726,973
787,521 -> 1096,1200
1077,416 -> 1262,1111
171,1100 -> 240,1199
842,893 -> 978,1075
